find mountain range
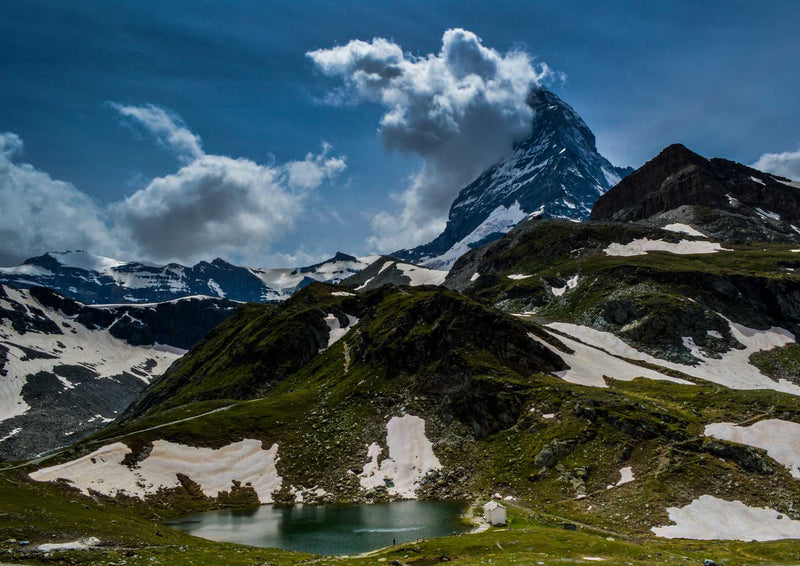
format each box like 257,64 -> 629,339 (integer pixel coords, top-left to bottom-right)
0,250 -> 378,305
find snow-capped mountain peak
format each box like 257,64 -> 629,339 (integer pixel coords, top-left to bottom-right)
394,88 -> 632,269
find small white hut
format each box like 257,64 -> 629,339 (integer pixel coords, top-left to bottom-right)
483,501 -> 507,526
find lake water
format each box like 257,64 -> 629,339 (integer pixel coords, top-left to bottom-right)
166,500 -> 469,555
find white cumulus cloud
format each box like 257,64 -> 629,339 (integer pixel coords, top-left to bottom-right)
308,28 -> 556,251
0,132 -> 119,265
752,146 -> 800,181
110,103 -> 204,163
110,104 -> 346,264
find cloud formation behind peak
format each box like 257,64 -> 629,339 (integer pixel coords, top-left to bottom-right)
309,28 -> 556,251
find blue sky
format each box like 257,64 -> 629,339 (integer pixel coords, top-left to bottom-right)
1,1 -> 798,266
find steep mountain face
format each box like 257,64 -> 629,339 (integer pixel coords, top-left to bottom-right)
395,88 -> 632,269
0,250 -> 376,305
591,143 -> 800,243
0,285 -> 236,461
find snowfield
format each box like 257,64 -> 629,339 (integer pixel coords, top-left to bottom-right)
544,320 -> 800,395
528,331 -> 691,388
663,223 -> 707,237
38,537 -> 101,552
604,238 -> 729,256
395,263 -> 448,286
248,255 -> 376,294
359,414 -> 441,498
30,438 -> 282,503
652,495 -> 800,541
705,419 -> 800,479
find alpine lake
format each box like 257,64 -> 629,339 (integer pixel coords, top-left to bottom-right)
166,500 -> 471,555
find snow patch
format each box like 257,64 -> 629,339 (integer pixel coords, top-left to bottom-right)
355,277 -> 374,291
750,176 -> 766,185
663,223 -> 707,238
358,414 -> 441,499
507,274 -> 533,280
30,439 -> 282,503
0,264 -> 53,277
331,291 -> 355,297
206,278 -> 225,298
652,495 -> 800,541
152,343 -> 189,356
705,419 -> 800,479
324,313 -> 358,347
421,202 -> 528,269
604,238 -> 729,257
0,287 -> 180,423
395,263 -> 447,286
602,167 -> 622,188
755,207 -> 781,221
551,274 -> 579,296
49,251 -> 126,272
607,466 -> 634,488
772,176 -> 800,189
470,272 -> 480,282
0,427 -> 22,443
38,537 -> 101,552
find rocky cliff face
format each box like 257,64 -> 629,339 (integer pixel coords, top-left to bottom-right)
395,89 -> 632,269
591,144 -> 800,243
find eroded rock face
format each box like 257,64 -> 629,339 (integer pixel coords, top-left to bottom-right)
590,144 -> 800,243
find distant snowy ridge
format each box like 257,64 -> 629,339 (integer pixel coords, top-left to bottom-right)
0,250 -> 375,305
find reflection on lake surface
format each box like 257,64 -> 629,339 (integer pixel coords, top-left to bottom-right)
167,500 -> 469,555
